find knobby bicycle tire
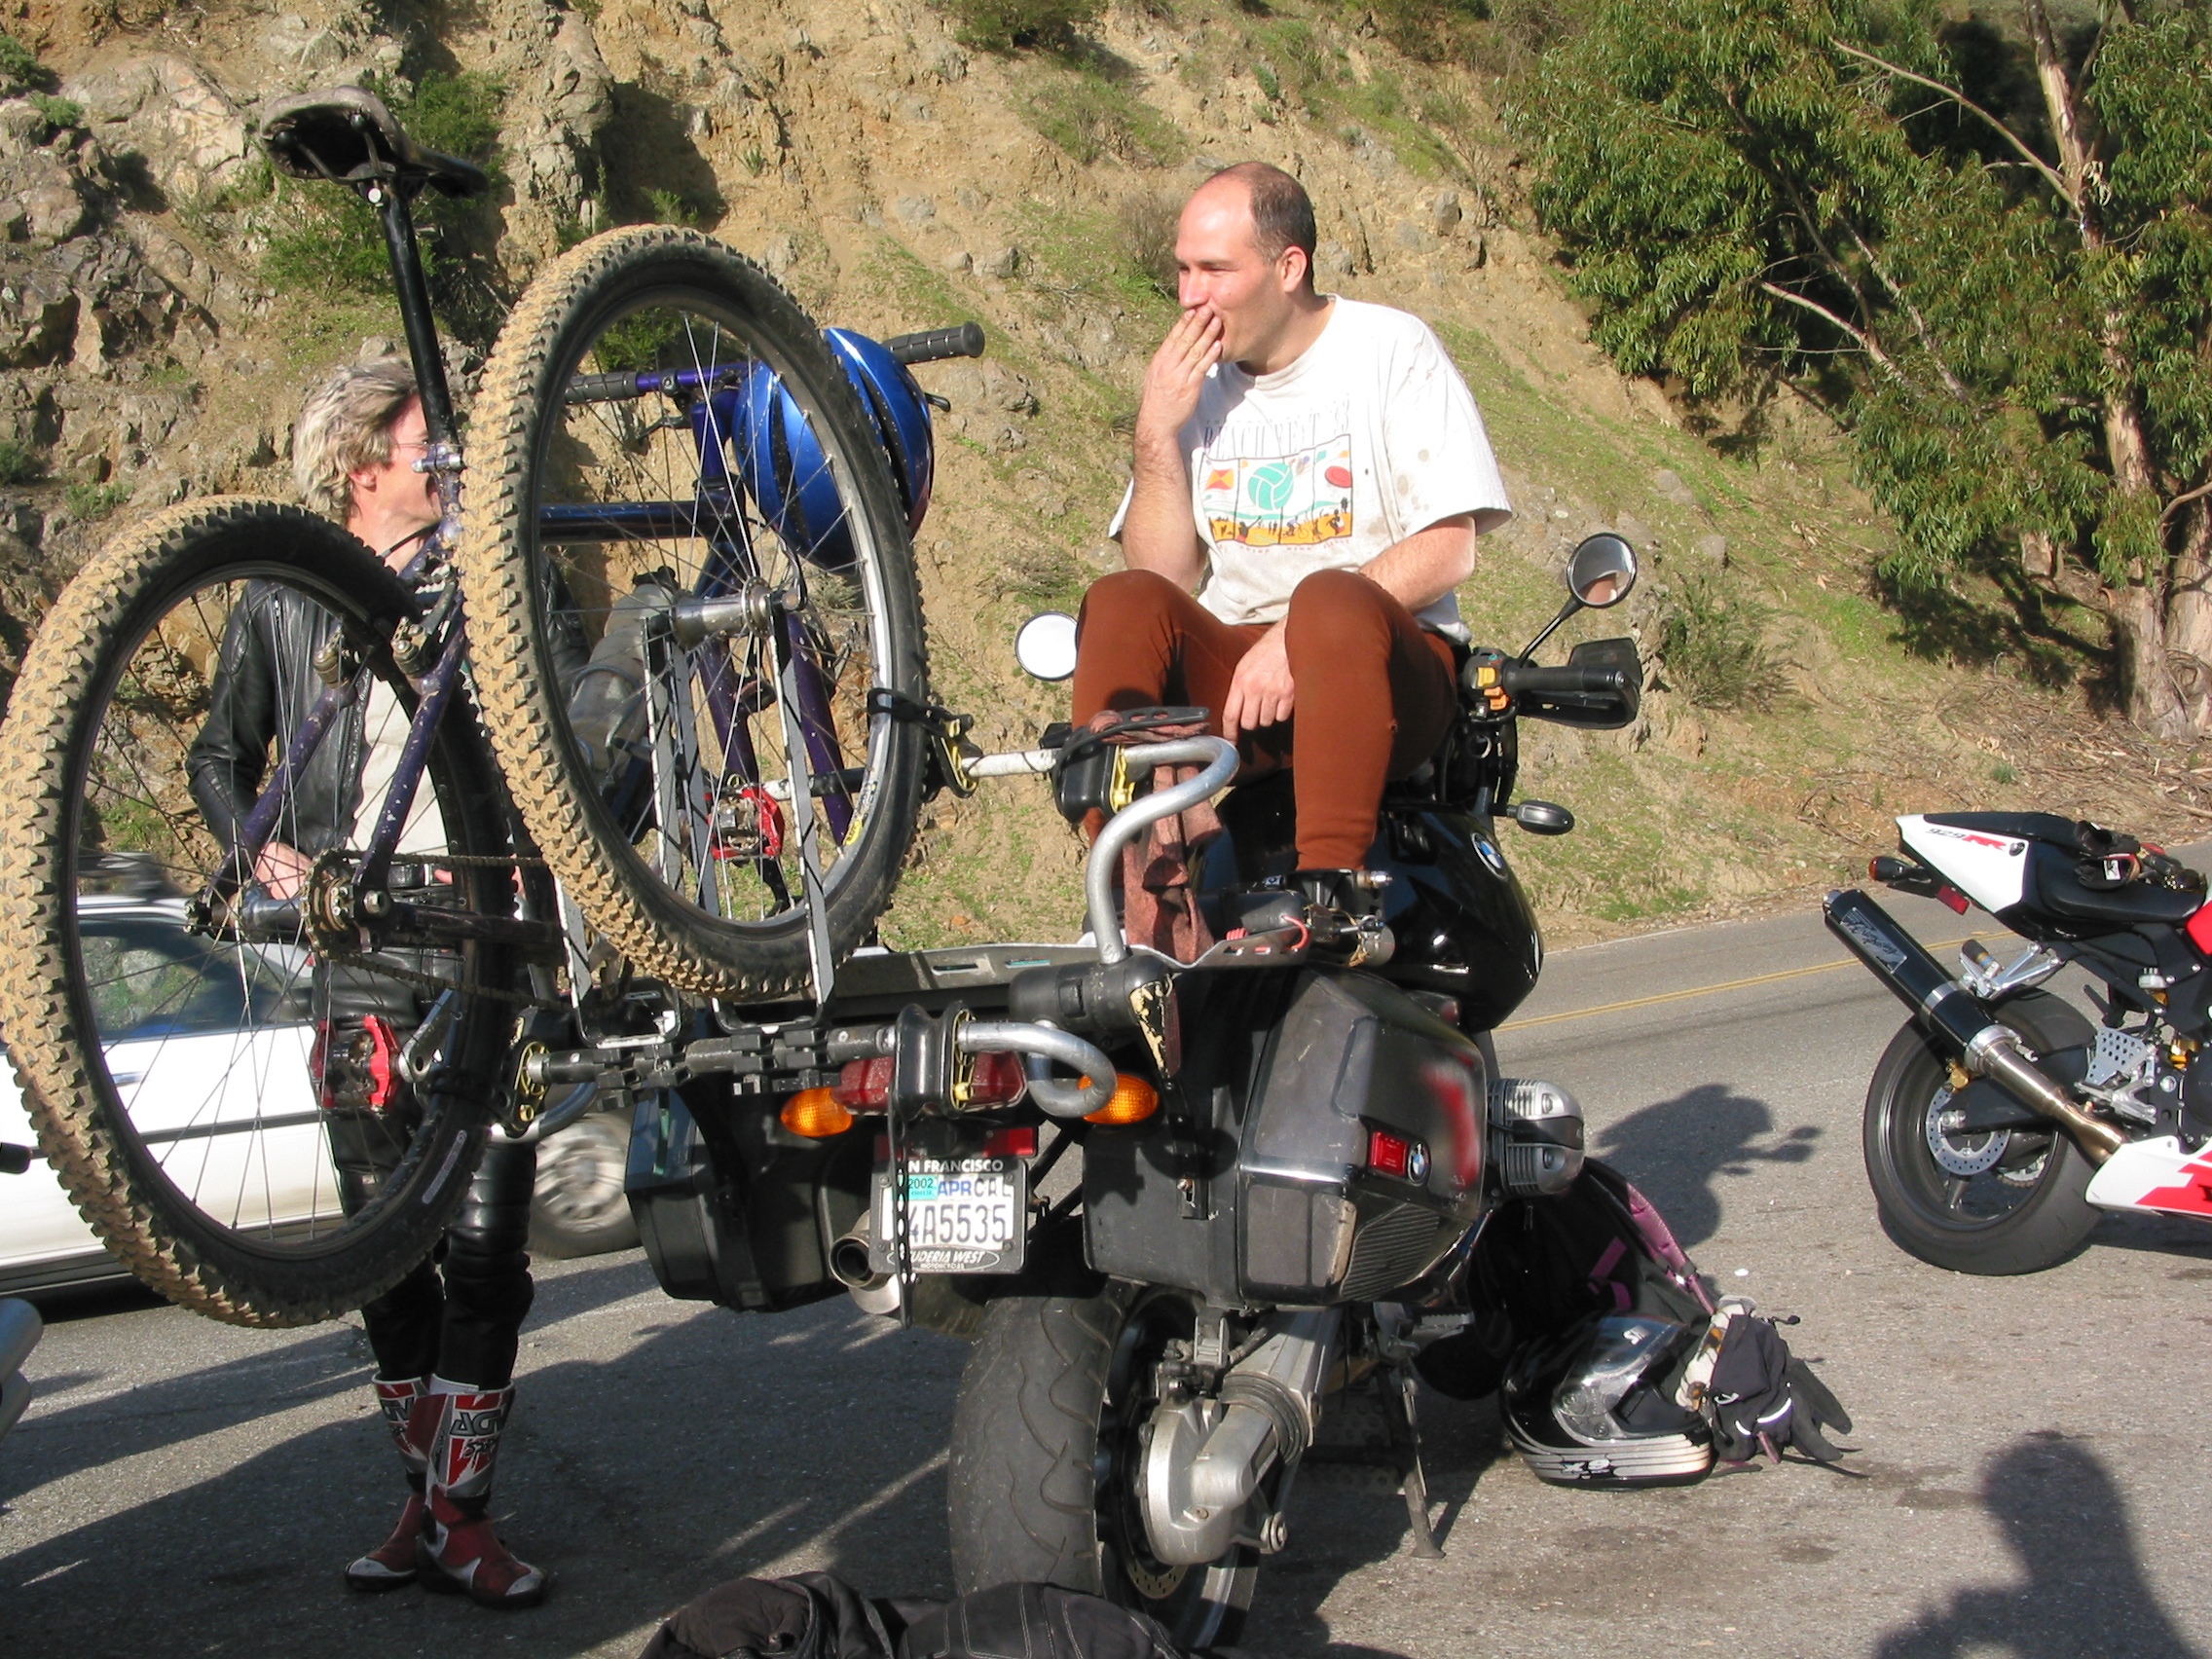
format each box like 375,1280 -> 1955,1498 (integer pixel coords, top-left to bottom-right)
461,226 -> 930,1003
0,498 -> 518,1325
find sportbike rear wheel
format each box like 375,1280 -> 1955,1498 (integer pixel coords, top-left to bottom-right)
461,225 -> 930,1004
0,498 -> 518,1326
1862,989 -> 2100,1275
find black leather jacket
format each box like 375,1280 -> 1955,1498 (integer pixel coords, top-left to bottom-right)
188,578 -> 370,857
186,563 -> 587,859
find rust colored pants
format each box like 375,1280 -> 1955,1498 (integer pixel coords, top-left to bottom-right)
1072,567 -> 1459,869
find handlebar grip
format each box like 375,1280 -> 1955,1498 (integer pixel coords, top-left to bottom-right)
1495,663 -> 1630,698
563,370 -> 651,405
884,322 -> 986,364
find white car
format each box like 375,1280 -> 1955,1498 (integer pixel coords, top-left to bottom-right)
0,895 -> 635,1298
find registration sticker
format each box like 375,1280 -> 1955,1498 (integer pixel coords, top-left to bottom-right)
868,1153 -> 1028,1274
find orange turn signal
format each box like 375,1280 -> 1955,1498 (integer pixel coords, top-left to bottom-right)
1084,1074 -> 1161,1125
781,1088 -> 856,1138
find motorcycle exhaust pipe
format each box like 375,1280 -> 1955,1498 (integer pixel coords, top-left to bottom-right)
830,1212 -> 902,1315
1824,890 -> 2123,1163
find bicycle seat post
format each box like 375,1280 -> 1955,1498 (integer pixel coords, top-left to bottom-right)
370,180 -> 461,450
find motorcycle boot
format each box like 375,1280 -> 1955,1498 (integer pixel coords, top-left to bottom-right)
417,1380 -> 547,1608
344,1376 -> 437,1591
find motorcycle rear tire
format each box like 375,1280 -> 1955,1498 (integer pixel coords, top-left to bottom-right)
949,1287 -> 1259,1651
1862,989 -> 2099,1275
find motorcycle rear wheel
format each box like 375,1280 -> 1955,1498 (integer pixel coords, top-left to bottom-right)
949,1287 -> 1261,1650
1862,989 -> 2099,1275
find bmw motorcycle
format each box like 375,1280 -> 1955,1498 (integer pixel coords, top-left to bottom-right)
1829,815 -> 2212,1275
616,535 -> 1664,1645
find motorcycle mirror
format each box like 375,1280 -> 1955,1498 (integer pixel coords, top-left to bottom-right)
1014,611 -> 1079,682
1567,534 -> 1638,608
1519,535 -> 1641,660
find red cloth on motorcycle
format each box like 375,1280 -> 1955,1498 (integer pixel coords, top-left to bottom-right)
1071,566 -> 1457,871
635,1572 -> 1185,1659
1415,1159 -> 1712,1402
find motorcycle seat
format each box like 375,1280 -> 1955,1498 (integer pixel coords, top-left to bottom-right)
2032,853 -> 2204,927
262,86 -> 491,200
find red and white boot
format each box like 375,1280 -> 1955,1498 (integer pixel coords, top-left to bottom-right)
416,1380 -> 547,1609
344,1377 -> 437,1591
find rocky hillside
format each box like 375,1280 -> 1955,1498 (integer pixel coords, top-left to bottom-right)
3,0 -> 2206,950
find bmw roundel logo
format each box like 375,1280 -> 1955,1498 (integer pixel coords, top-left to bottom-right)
1475,839 -> 1506,875
1407,1143 -> 1430,1182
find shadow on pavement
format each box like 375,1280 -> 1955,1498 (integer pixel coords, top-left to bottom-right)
0,1291 -> 964,1658
1875,1434 -> 2202,1659
1234,1388 -> 1502,1658
5,1254 -> 655,1500
1593,1083 -> 1821,1248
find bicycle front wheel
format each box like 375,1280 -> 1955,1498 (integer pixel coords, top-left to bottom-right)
461,226 -> 930,1004
0,498 -> 519,1326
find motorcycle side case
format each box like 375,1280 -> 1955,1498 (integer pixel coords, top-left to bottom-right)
1085,969 -> 1489,1308
625,1081 -> 869,1312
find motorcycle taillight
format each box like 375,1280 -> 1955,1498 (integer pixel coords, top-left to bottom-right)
313,1016 -> 401,1112
832,1056 -> 894,1109
960,1051 -> 1028,1107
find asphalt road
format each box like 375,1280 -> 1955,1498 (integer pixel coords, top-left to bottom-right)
6,889 -> 2210,1659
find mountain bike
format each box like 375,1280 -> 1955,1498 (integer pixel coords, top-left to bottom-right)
0,86 -> 979,1325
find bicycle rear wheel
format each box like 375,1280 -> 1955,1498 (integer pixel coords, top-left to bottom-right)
461,226 -> 930,1004
0,498 -> 518,1326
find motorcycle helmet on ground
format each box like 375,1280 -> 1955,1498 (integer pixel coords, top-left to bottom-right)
1501,1311 -> 1713,1489
733,328 -> 934,571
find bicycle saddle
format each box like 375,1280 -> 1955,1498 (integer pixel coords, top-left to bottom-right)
262,86 -> 490,200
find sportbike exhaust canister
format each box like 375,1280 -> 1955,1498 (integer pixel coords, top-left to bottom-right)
1824,890 -> 2123,1162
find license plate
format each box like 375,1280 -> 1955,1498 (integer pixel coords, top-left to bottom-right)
869,1153 -> 1027,1274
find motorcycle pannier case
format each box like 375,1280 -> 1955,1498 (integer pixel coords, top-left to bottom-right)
1085,970 -> 1489,1306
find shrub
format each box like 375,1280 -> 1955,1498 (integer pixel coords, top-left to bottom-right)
949,0 -> 1102,53
64,480 -> 131,520
29,92 -> 83,130
1366,0 -> 1491,63
1656,571 -> 1787,712
0,30 -> 52,92
0,439 -> 44,485
1024,75 -> 1188,167
1118,193 -> 1180,301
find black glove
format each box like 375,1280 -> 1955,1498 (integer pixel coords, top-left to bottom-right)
1703,1313 -> 1854,1465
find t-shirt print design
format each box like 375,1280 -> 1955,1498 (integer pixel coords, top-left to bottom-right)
1198,434 -> 1354,548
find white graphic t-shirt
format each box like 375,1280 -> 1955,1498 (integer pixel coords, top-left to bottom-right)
1116,297 -> 1512,638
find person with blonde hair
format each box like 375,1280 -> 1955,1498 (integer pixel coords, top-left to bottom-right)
188,352 -> 549,1609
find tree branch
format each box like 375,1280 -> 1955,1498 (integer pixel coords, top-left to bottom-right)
1828,37 -> 2081,211
1756,280 -> 1904,382
1834,215 -> 1972,401
2159,480 -> 2212,534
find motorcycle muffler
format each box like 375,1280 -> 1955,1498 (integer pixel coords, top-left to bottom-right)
830,1212 -> 902,1315
1824,889 -> 2122,1162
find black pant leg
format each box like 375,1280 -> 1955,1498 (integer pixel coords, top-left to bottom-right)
436,1136 -> 538,1387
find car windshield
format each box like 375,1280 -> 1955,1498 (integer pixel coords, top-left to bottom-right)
77,918 -> 303,1045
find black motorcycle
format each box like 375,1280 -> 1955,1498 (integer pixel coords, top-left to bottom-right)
615,535 -> 1649,1644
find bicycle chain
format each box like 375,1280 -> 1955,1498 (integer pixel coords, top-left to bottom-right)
316,945 -> 552,1008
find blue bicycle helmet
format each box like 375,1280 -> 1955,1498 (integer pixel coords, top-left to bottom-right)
733,328 -> 935,572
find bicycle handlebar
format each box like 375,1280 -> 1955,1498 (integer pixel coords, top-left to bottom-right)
884,322 -> 986,364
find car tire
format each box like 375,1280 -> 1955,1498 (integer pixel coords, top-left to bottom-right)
529,1105 -> 640,1259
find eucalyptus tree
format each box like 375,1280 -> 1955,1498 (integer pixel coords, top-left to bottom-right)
1510,0 -> 2212,735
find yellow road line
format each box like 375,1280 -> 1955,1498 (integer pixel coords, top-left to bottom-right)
1498,934 -> 1992,1033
